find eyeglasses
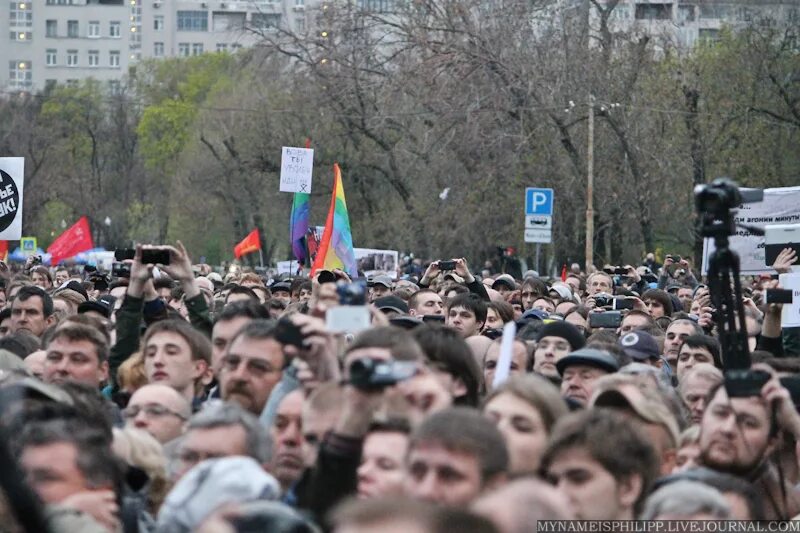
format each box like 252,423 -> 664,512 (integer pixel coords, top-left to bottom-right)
221,354 -> 280,377
123,403 -> 187,420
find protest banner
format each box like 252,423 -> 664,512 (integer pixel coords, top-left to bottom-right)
0,158 -> 24,240
279,147 -> 314,193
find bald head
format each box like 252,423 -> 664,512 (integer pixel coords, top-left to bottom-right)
125,384 -> 191,444
472,478 -> 574,533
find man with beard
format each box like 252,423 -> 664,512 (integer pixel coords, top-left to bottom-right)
697,368 -> 800,519
220,320 -> 287,416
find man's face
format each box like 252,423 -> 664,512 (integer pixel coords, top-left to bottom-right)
124,385 -> 188,444
677,344 -> 714,381
664,322 -> 697,363
520,288 -> 537,311
297,287 -> 312,303
44,337 -> 108,387
644,298 -> 666,318
533,336 -> 571,378
221,335 -> 284,415
31,271 -> 51,289
484,308 -> 503,330
677,288 -> 693,308
565,277 -> 581,296
673,442 -> 700,473
357,431 -> 409,499
619,314 -> 650,335
21,442 -> 93,504
587,274 -> 613,296
270,389 -> 305,490
699,387 -> 773,476
54,270 -> 70,287
272,290 -> 291,305
532,298 -> 555,314
11,296 -> 50,337
560,365 -> 608,406
144,331 -> 206,399
302,405 -> 339,469
681,374 -> 716,425
546,448 -> 635,520
177,425 -> 248,479
483,342 -> 526,392
369,284 -> 392,302
211,316 -> 252,370
446,305 -> 482,338
404,441 -> 484,506
0,317 -> 13,337
409,292 -> 444,317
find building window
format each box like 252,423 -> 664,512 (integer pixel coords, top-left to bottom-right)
88,50 -> 99,66
154,41 -> 164,56
252,13 -> 281,29
10,2 -> 32,27
177,10 -> 208,31
67,49 -> 78,66
216,43 -> 227,52
230,43 -> 242,51
66,79 -> 78,87
108,80 -> 121,94
295,17 -> 305,31
88,21 -> 100,38
10,31 -> 32,41
154,15 -> 164,30
192,43 -> 203,55
178,42 -> 190,56
46,49 -> 57,66
109,50 -> 120,67
110,21 -> 120,38
9,60 -> 32,89
67,20 -> 79,38
46,20 -> 57,37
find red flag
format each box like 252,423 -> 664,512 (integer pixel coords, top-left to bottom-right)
0,241 -> 7,262
561,264 -> 567,282
47,216 -> 94,265
234,229 -> 261,259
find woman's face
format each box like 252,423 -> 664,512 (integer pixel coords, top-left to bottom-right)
357,431 -> 409,499
485,308 -> 503,330
483,392 -> 548,475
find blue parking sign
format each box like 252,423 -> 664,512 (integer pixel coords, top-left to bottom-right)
525,188 -> 554,216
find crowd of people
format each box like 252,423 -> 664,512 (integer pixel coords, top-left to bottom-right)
0,243 -> 798,532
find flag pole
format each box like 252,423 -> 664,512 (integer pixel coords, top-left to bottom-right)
259,247 -> 264,268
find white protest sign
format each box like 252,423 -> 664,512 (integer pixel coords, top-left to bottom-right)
0,158 -> 24,240
702,186 -> 800,275
355,248 -> 399,279
492,321 -> 517,390
280,147 -> 314,193
780,273 -> 800,328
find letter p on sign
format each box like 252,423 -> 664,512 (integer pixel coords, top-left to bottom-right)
525,188 -> 554,216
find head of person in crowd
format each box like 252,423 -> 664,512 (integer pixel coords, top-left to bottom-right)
332,497 -> 497,533
533,321 -> 586,379
408,289 -> 444,318
224,284 -> 259,306
618,310 -> 656,335
541,409 -> 659,520
445,293 -> 487,339
675,285 -> 694,312
54,267 -> 70,287
484,301 -> 513,331
618,330 -> 662,369
482,338 -> 531,394
112,426 -> 170,515
43,321 -> 109,388
0,308 -> 12,337
472,478 -> 574,533
556,348 -> 619,406
404,407 -> 509,507
586,272 -> 613,296
211,300 -> 271,370
292,280 -> 313,304
519,278 -> 548,311
0,330 -> 41,359
16,416 -> 119,507
641,480 -> 731,520
270,281 -> 292,305
52,287 -> 87,317
269,388 -> 305,492
343,326 -> 425,374
220,319 -> 287,416
11,285 -> 55,338
590,374 -> 681,475
482,374 -> 568,476
531,296 -> 556,314
239,272 -> 265,289
677,334 -> 722,381
678,363 -> 723,425
641,289 -> 673,318
142,319 -> 212,403
116,351 -> 147,397
663,319 -> 703,368
123,383 -> 191,444
412,324 -> 481,407
358,418 -> 412,500
30,266 -> 53,290
302,382 -> 344,468
673,425 -> 701,473
491,274 -> 516,296
177,402 -> 270,479
369,275 -> 394,302
698,380 -> 778,478
563,306 -> 589,338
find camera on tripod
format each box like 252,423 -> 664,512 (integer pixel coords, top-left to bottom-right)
695,178 -> 764,239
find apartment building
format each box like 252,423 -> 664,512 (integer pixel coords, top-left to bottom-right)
1,0 -> 314,93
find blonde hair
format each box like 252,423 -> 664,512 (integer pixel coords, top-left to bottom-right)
112,427 -> 170,514
117,351 -> 148,393
678,425 -> 701,447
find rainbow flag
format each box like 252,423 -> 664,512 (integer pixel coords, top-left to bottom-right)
311,164 -> 357,277
290,192 -> 310,264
